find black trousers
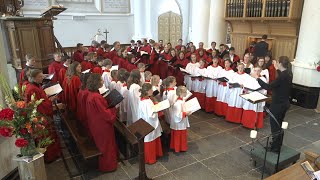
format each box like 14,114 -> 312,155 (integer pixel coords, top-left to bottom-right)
269,101 -> 290,149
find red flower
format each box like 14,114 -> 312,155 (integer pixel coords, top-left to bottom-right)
0,108 -> 14,120
19,128 -> 28,135
317,65 -> 320,72
0,127 -> 13,137
15,138 -> 29,148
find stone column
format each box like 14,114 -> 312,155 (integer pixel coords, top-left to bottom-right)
208,0 -> 227,47
292,0 -> 320,88
190,0 -> 210,47
133,0 -> 151,40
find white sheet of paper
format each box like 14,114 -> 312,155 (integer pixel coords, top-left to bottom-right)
152,99 -> 170,113
99,84 -> 110,97
43,73 -> 54,80
82,69 -> 90,74
44,83 -> 63,97
184,97 -> 201,114
179,67 -> 188,73
314,170 -> 320,180
184,90 -> 193,100
140,51 -> 149,56
240,91 -> 268,103
110,65 -> 119,71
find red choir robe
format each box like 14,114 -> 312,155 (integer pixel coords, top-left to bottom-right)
267,64 -> 276,95
88,46 -> 97,52
48,61 -> 64,83
24,82 -> 61,162
126,62 -> 137,72
86,91 -> 118,172
73,50 -> 84,63
149,50 -> 160,75
92,66 -> 103,75
19,66 -> 33,88
63,76 -> 81,113
102,51 -> 112,59
109,50 -> 118,65
117,57 -> 127,69
230,54 -> 241,70
127,46 -> 136,53
97,47 -> 105,57
173,58 -> 189,86
158,52 -> 171,79
175,45 -> 182,51
206,48 -> 217,56
58,66 -> 68,103
81,60 -> 89,71
76,89 -> 91,137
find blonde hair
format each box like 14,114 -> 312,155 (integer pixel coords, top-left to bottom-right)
137,63 -> 145,69
176,86 -> 187,97
151,75 -> 160,86
144,71 -> 152,79
165,76 -> 176,87
87,52 -> 97,60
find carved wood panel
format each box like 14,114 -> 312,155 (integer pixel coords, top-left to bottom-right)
158,11 -> 182,47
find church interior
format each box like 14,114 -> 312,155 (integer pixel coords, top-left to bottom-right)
0,0 -> 320,180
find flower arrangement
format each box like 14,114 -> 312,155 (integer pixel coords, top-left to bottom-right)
0,73 -> 53,157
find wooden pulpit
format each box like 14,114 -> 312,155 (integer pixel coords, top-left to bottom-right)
128,119 -> 155,180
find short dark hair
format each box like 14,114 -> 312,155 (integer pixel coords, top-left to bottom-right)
87,73 -> 102,92
262,34 -> 268,39
130,40 -> 135,43
100,40 -> 106,45
229,47 -> 235,51
77,43 -> 83,48
80,72 -> 91,90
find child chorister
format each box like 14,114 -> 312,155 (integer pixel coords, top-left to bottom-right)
151,75 -> 161,100
225,63 -> 250,123
127,69 -> 142,125
162,76 -> 177,124
214,58 -> 235,116
241,67 -> 267,129
205,57 -> 222,112
193,59 -> 207,109
101,59 -> 113,89
144,71 -> 152,84
138,63 -> 146,84
117,69 -> 130,123
109,70 -> 119,91
138,83 -> 163,164
170,86 -> 190,152
185,54 -> 200,91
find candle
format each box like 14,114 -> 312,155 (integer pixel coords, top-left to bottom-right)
250,130 -> 257,139
281,122 -> 288,129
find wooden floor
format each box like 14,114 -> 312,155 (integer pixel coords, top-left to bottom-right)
46,105 -> 320,180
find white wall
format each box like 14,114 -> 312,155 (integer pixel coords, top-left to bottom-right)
53,14 -> 134,47
22,0 -> 135,46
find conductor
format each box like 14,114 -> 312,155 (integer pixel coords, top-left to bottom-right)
253,56 -> 292,152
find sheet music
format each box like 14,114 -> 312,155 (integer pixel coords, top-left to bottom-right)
179,67 -> 189,74
140,51 -> 149,56
110,65 -> 119,71
43,73 -> 54,80
44,84 -> 63,97
184,90 -> 193,100
99,84 -> 110,97
183,97 -> 201,114
152,99 -> 170,113
240,91 -> 268,103
82,69 -> 90,74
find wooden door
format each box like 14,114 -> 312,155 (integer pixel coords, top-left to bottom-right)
158,11 -> 182,47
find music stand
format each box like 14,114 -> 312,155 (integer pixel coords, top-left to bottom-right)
41,6 -> 67,18
239,91 -> 271,153
128,119 -> 155,180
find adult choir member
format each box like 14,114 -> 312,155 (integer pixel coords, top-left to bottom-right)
110,41 -> 121,63
228,47 -> 240,70
218,44 -> 229,59
73,43 -> 84,63
63,62 -> 82,113
76,73 -> 91,136
24,69 -> 61,162
254,56 -> 292,152
175,39 -> 183,50
174,51 -> 189,86
88,40 -> 98,52
206,41 -> 217,55
48,52 -> 64,83
254,34 -> 269,58
86,73 -> 118,172
19,54 -> 36,87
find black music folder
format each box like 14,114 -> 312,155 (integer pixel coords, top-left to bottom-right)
105,89 -> 124,108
